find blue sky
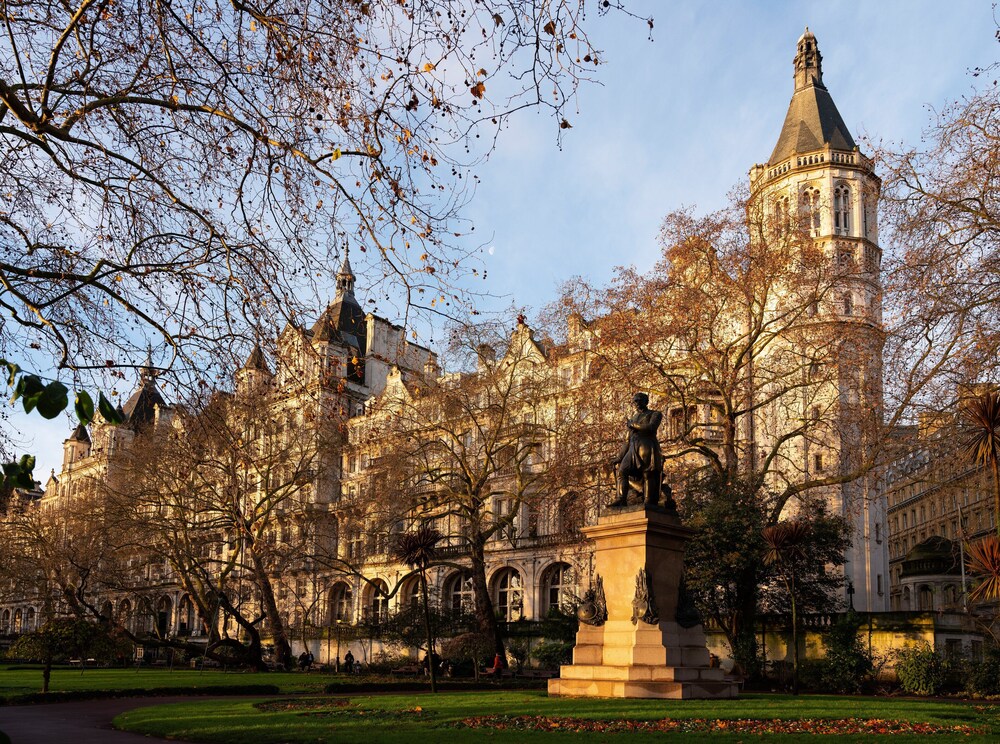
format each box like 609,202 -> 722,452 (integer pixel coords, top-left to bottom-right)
9,0 -> 998,484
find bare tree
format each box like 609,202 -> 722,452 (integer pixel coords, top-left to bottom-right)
109,379 -> 344,669
359,318 -> 573,659
0,0 -> 646,387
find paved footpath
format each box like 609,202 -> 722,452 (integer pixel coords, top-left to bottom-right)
1,696 -> 203,743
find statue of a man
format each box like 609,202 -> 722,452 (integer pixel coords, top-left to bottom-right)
610,392 -> 663,507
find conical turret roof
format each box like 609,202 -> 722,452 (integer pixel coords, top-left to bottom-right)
768,28 -> 856,165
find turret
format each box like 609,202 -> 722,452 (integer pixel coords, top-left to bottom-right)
62,424 -> 91,469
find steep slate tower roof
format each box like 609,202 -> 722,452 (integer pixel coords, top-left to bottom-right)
122,358 -> 165,428
768,28 -> 856,165
68,423 -> 91,443
310,249 -> 367,351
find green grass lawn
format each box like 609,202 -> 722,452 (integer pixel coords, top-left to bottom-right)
114,691 -> 1000,743
0,666 -> 329,701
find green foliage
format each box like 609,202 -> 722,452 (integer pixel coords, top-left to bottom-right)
895,644 -> 949,696
0,360 -> 123,492
966,646 -> 1000,696
440,632 -> 493,668
505,638 -> 529,672
531,639 -> 573,669
680,475 -> 766,675
7,618 -> 132,665
811,614 -> 873,693
537,607 -> 578,644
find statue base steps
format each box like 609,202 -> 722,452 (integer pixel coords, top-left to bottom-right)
547,507 -> 739,700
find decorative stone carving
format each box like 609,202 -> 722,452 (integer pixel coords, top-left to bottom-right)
576,574 -> 608,626
631,567 -> 659,625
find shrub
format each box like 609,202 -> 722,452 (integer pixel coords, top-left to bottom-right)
895,644 -> 948,696
815,614 -> 873,693
532,639 -> 572,669
966,646 -> 1000,697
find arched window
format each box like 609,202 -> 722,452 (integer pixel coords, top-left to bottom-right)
902,586 -> 911,610
1,609 -> 10,633
774,194 -> 790,228
366,579 -> 389,624
329,582 -> 353,624
24,607 -> 35,632
943,585 -> 957,607
178,595 -> 196,636
118,599 -> 133,631
541,563 -> 576,616
156,596 -> 172,637
918,585 -> 934,611
842,293 -> 854,316
834,185 -> 851,235
491,568 -> 523,622
445,572 -> 474,614
802,187 -> 821,235
404,578 -> 422,609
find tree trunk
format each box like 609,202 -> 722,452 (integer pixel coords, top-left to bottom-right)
42,653 -> 52,693
790,576 -> 799,696
250,548 -> 292,670
469,536 -> 504,659
420,568 -> 437,693
725,564 -> 760,679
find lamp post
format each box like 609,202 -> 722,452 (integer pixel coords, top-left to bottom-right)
335,619 -> 343,672
847,580 -> 856,612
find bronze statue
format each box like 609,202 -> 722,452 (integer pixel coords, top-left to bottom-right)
610,392 -> 664,507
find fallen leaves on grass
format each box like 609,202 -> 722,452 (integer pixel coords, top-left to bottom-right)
254,699 -> 350,712
453,715 -> 985,735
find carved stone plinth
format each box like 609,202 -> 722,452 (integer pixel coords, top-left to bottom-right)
548,506 -> 739,699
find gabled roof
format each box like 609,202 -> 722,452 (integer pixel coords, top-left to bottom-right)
768,28 -> 856,165
241,344 -> 271,374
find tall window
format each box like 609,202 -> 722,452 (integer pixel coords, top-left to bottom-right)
367,579 -> 389,624
446,572 -> 474,614
774,194 -> 790,228
802,187 -> 821,235
542,563 -> 576,615
330,583 -> 353,623
842,293 -> 854,316
492,568 -> 523,621
834,185 -> 851,235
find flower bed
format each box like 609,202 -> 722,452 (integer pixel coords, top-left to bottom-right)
454,715 -> 985,736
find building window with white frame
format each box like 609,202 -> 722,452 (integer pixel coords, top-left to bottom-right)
541,563 -> 576,616
491,567 -> 523,621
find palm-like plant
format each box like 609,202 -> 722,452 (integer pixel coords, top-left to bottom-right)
393,524 -> 442,692
961,391 -> 1000,539
960,391 -> 1000,606
762,520 -> 811,695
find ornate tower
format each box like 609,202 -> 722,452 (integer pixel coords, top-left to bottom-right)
749,29 -> 887,611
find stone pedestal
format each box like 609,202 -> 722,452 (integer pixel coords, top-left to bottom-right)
548,506 -> 738,699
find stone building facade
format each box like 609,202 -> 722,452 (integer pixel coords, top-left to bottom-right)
2,31 -> 895,658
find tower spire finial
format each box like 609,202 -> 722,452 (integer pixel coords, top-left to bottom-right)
794,26 -> 824,91
336,246 -> 356,299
